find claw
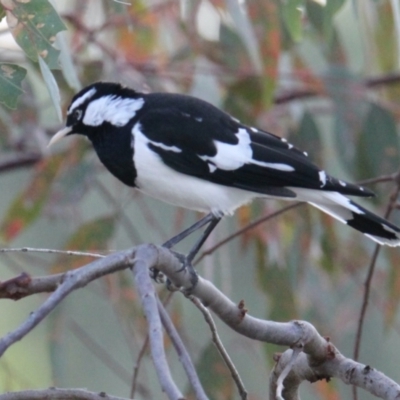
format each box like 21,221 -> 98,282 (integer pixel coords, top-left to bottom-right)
149,267 -> 164,283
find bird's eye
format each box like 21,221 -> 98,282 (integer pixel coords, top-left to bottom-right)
72,109 -> 82,122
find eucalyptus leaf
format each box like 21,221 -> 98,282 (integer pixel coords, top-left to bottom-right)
0,4 -> 5,20
293,111 -> 321,164
38,55 -> 62,121
282,0 -> 304,42
56,33 -> 81,91
2,0 -> 66,68
0,63 -> 26,109
357,103 -> 400,179
225,0 -> 263,74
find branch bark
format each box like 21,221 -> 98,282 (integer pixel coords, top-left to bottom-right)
0,244 -> 399,400
0,388 -> 129,400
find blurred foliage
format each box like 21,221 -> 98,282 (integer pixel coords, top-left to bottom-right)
0,1 -> 400,399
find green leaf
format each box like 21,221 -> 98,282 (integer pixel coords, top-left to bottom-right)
38,55 -> 62,121
306,0 -> 345,43
224,76 -> 263,125
357,103 -> 400,179
306,0 -> 324,32
0,153 -> 65,242
56,32 -> 81,91
282,0 -> 304,42
2,0 -> 66,68
0,63 -> 26,109
226,0 -> 263,74
292,111 -> 322,164
0,4 -> 5,20
326,66 -> 365,172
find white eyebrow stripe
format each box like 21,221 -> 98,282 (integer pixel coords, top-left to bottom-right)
68,87 -> 97,114
83,95 -> 144,127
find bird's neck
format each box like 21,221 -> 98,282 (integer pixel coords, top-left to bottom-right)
90,124 -> 137,187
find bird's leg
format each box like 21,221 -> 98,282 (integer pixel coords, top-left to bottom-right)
162,212 -> 216,249
182,216 -> 221,287
156,213 -> 221,287
186,216 -> 221,265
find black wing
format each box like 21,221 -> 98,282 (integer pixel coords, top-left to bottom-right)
136,105 -> 373,198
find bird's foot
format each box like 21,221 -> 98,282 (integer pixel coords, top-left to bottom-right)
161,252 -> 198,292
179,257 -> 199,293
149,267 -> 164,283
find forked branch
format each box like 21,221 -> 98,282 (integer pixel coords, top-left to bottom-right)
0,244 -> 399,400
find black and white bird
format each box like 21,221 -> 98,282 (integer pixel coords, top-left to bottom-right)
49,82 -> 400,269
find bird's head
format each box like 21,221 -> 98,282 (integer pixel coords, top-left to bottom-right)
48,82 -> 144,147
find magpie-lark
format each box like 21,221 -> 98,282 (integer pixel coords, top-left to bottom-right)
49,82 -> 400,276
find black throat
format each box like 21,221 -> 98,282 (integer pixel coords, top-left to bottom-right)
88,123 -> 137,187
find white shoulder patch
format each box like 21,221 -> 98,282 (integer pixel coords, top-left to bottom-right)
83,95 -> 144,127
199,128 -> 295,173
199,128 -> 252,171
68,88 -> 97,114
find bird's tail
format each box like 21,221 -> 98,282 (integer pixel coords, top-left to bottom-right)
291,188 -> 400,246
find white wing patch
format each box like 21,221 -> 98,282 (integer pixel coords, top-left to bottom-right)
199,128 -> 252,171
149,141 -> 182,153
68,87 -> 97,114
133,122 -> 182,153
83,95 -> 144,127
251,160 -> 295,172
319,170 -> 327,187
199,128 -> 295,173
132,123 -> 257,214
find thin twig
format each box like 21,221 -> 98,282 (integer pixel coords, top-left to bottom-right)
357,174 -> 396,186
195,203 -> 303,265
157,297 -> 209,400
0,247 -> 105,258
0,387 -> 130,400
276,345 -> 303,400
352,173 -> 400,400
130,335 -> 149,399
0,152 -> 42,172
189,295 -> 248,400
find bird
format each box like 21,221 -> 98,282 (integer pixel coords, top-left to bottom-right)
48,81 -> 400,278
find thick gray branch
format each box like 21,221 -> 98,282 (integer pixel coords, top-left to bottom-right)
0,244 -> 399,399
131,245 -> 184,399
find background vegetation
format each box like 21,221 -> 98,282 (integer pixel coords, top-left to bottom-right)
0,0 -> 400,399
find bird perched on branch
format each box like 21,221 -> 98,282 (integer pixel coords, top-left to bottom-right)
49,82 -> 400,278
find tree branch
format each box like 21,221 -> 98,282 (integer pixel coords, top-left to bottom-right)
0,387 -> 129,400
131,245 -> 184,399
189,295 -> 248,400
0,152 -> 42,173
0,244 -> 399,399
157,297 -> 208,400
0,250 -> 132,357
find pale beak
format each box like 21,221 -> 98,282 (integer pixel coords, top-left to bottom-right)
48,127 -> 73,148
